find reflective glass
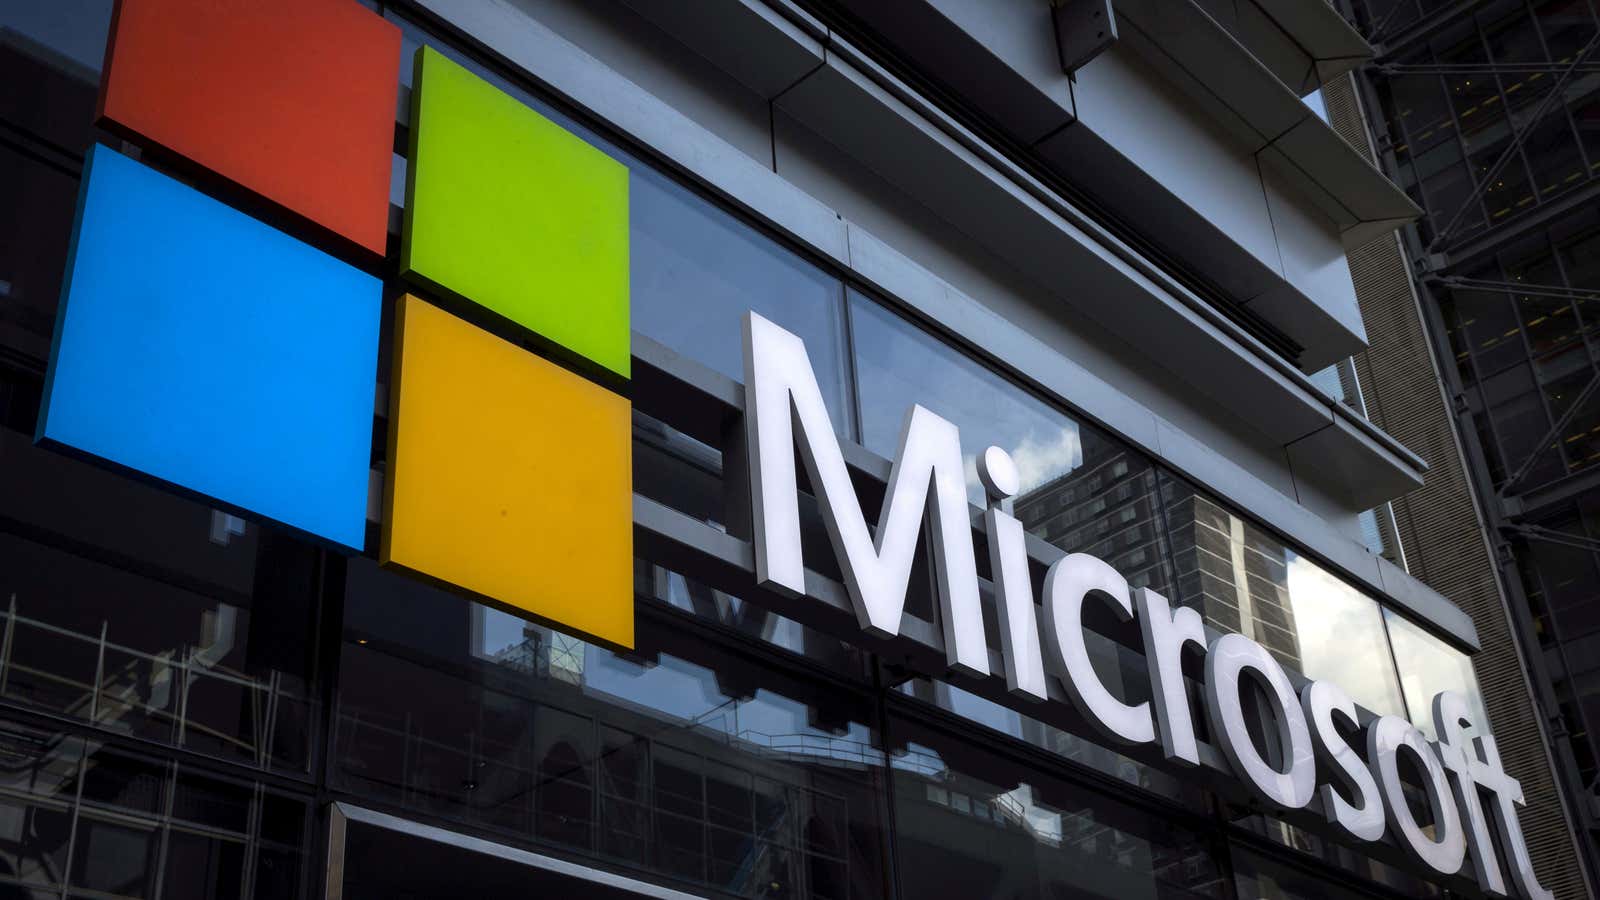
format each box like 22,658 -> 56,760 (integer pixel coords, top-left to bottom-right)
1161,475 -> 1406,717
888,714 -> 1224,899
1231,812 -> 1439,898
1383,608 -> 1489,738
0,434 -> 321,771
336,561 -> 890,899
0,142 -> 78,356
893,677 -> 1196,804
1231,846 -> 1397,900
850,291 -> 1172,593
632,167 -> 852,434
637,560 -> 871,680
0,721 -> 308,899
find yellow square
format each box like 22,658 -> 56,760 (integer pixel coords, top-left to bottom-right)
382,295 -> 634,649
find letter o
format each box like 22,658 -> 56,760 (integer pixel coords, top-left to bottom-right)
1367,715 -> 1466,876
1204,633 -> 1316,809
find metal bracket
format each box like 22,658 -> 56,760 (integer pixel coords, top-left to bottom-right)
1053,0 -> 1117,75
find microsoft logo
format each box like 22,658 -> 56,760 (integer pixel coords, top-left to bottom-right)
37,1 -> 635,648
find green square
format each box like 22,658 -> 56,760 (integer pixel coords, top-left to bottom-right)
403,47 -> 630,379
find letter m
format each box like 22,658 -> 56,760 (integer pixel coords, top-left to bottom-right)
741,311 -> 987,675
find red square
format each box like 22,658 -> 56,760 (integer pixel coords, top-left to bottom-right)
100,0 -> 402,256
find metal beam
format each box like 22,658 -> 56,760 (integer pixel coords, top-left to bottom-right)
1440,277 -> 1600,304
1499,373 -> 1600,497
1427,34 -> 1600,253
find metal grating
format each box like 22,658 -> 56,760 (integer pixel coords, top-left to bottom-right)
1325,73 -> 1592,900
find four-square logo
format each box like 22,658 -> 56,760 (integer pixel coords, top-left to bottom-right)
39,0 -> 635,648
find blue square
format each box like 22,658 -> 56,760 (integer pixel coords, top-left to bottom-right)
38,145 -> 382,550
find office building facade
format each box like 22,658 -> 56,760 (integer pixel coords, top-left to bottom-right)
1344,0 -> 1600,889
0,0 -> 1585,897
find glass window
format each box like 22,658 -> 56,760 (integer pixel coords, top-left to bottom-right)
893,676 -> 1198,804
638,560 -> 872,680
1230,812 -> 1440,898
1161,475 -> 1407,717
631,168 -> 852,434
0,431 -> 321,772
1383,608 -> 1489,738
336,562 -> 891,899
850,291 -> 1172,594
0,143 -> 80,358
888,714 -> 1225,900
1231,846 -> 1397,900
0,721 -> 310,900
1282,555 -> 1408,717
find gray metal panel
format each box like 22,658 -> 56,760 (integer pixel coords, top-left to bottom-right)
1114,0 -> 1305,150
1113,0 -> 1420,236
618,0 -> 822,99
1286,416 -> 1426,515
774,52 -> 1334,447
1267,117 -> 1422,227
1374,558 -> 1482,650
1251,0 -> 1373,81
1231,0 -> 1319,94
1032,124 -> 1280,305
833,0 -> 1076,145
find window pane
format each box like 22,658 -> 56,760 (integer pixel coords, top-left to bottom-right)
1232,846 -> 1407,899
850,291 -> 1172,593
1283,555 -> 1408,718
1162,475 -> 1406,717
893,676 -> 1199,804
0,142 -> 79,358
889,713 -> 1225,900
632,169 -> 852,435
1383,608 -> 1489,738
336,562 -> 891,899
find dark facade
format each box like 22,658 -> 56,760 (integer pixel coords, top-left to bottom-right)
0,0 -> 1574,898
1346,0 -> 1600,888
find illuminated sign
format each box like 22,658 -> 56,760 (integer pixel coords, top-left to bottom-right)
98,0 -> 401,255
38,145 -> 381,551
743,310 -> 1552,899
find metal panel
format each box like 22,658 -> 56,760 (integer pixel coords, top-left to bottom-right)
327,804 -> 706,900
618,0 -> 823,99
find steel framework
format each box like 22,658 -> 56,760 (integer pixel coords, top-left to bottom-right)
1348,0 -> 1600,888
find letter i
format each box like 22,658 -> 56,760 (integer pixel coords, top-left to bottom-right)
980,446 -> 1049,702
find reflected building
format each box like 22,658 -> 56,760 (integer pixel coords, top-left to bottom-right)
1161,487 -> 1304,675
1012,450 -> 1171,594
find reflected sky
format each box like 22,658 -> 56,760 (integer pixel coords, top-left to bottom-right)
851,292 -> 1085,507
1383,608 -> 1488,739
1284,553 -> 1407,718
